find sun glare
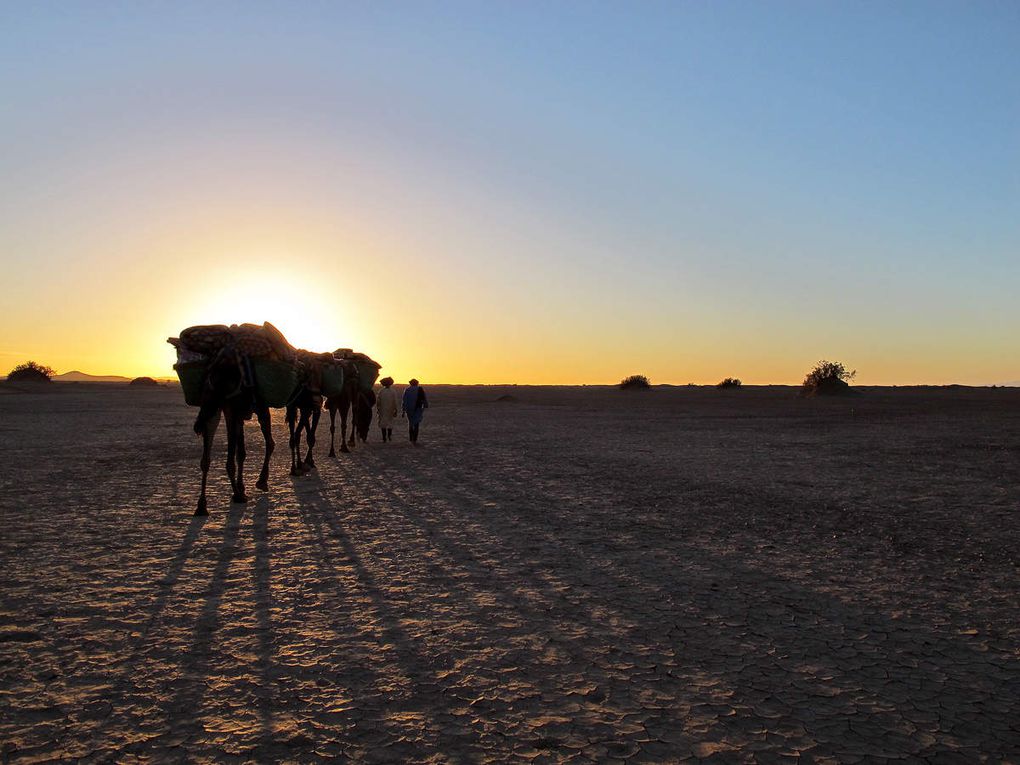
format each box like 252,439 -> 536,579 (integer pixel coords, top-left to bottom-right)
182,275 -> 361,355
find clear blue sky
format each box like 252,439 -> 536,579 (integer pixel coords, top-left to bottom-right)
1,2 -> 1018,383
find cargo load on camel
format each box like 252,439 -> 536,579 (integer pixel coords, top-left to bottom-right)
333,348 -> 382,391
168,322 -> 300,407
293,349 -> 346,398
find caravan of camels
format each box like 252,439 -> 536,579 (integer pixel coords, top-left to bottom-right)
167,322 -> 381,516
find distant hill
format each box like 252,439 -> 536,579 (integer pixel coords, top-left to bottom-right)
52,370 -> 132,383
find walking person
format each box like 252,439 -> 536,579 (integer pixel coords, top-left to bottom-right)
401,378 -> 429,445
376,377 -> 399,442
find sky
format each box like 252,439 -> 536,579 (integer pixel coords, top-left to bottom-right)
1,1 -> 1018,385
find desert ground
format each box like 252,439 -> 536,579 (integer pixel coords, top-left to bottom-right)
0,383 -> 1018,763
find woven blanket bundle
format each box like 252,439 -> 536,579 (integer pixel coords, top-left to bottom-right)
168,322 -> 297,364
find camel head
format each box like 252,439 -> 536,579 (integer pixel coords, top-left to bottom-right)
203,346 -> 247,401
191,346 -> 251,434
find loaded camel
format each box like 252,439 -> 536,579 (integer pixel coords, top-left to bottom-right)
189,345 -> 276,515
285,351 -> 335,476
171,324 -> 382,511
325,350 -> 381,456
171,323 -> 298,514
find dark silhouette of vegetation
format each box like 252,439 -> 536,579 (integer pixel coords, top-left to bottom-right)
6,361 -> 54,382
717,377 -> 742,389
802,360 -> 856,396
129,376 -> 160,387
619,374 -> 651,390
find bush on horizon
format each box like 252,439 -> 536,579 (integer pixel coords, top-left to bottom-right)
717,377 -> 742,389
801,360 -> 856,396
6,361 -> 55,383
619,374 -> 651,390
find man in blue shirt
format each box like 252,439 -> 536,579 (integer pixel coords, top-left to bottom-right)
401,378 -> 429,445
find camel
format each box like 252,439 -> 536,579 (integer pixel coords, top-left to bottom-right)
191,347 -> 275,516
286,352 -> 332,476
285,387 -> 321,475
325,360 -> 359,456
325,351 -> 381,456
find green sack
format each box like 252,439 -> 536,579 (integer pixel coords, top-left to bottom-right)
253,358 -> 299,407
174,361 -> 208,407
321,364 -> 345,397
355,361 -> 380,392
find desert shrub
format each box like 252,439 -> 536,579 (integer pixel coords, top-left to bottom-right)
619,374 -> 651,390
801,359 -> 856,396
717,377 -> 742,389
129,376 -> 160,387
6,361 -> 55,382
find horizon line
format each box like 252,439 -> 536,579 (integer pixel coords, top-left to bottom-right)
4,376 -> 1019,389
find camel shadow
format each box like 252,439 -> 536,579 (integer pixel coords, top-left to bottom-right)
289,476 -> 479,764
82,513 -> 207,739
158,502 -> 247,751
363,453 -> 1020,760
250,495 -> 277,758
100,494 -> 281,760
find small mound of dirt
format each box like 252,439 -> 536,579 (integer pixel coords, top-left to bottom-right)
495,394 -> 517,402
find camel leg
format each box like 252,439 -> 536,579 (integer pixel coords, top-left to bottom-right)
231,413 -> 249,503
292,406 -> 309,476
255,406 -> 274,492
304,407 -> 320,468
339,401 -> 351,454
287,406 -> 301,476
196,410 -> 221,516
294,423 -> 307,473
225,411 -> 239,498
348,402 -> 357,448
328,408 -> 337,457
295,407 -> 307,468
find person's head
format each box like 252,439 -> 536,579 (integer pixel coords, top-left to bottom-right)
409,378 -> 419,386
380,376 -> 393,388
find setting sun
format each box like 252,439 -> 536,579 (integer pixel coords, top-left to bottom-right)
180,275 -> 364,358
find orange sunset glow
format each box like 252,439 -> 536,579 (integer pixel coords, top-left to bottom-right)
1,2 -> 1017,386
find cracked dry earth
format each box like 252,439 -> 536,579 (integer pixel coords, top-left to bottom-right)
0,384 -> 1018,763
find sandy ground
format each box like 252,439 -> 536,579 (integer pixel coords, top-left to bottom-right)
0,383 -> 1018,763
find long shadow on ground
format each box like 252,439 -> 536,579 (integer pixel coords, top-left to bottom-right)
350,449 -> 1020,762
